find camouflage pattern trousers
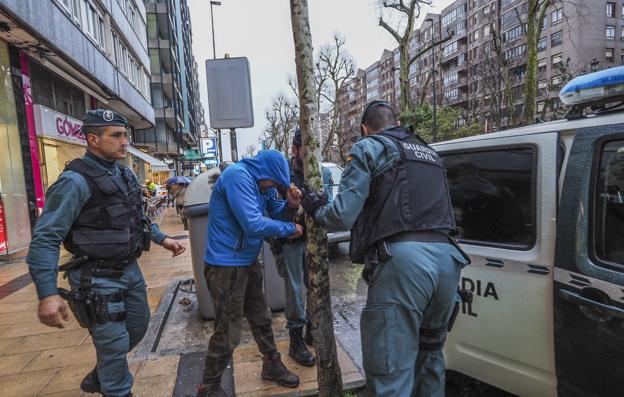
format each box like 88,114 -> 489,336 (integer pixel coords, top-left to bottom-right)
202,262 -> 278,383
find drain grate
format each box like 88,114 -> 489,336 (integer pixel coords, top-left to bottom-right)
169,234 -> 189,240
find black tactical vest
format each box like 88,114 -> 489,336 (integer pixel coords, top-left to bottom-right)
349,127 -> 456,263
63,158 -> 151,261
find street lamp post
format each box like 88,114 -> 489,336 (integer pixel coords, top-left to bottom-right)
210,1 -> 223,162
426,17 -> 437,142
210,1 -> 221,59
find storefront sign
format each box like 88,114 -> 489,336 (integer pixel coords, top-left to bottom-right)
180,160 -> 198,170
184,149 -> 202,160
33,104 -> 86,146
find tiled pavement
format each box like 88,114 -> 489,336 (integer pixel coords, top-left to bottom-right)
0,207 -> 192,397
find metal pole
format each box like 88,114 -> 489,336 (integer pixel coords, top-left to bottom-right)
230,128 -> 238,162
210,2 -> 223,163
210,2 -> 216,59
431,20 -> 437,142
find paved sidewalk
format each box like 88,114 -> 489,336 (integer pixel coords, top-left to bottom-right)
0,207 -> 192,397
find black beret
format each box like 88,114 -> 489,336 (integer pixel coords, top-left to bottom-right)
82,109 -> 128,127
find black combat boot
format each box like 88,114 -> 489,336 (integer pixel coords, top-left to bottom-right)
80,367 -> 100,394
196,380 -> 227,397
304,321 -> 313,346
261,352 -> 300,388
289,328 -> 316,367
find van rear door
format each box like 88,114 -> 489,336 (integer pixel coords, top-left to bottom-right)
554,124 -> 624,397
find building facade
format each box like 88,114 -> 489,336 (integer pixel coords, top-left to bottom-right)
0,0 -> 159,259
134,0 -> 202,174
338,0 -> 623,140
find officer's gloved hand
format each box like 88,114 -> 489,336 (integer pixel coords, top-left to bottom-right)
301,184 -> 328,217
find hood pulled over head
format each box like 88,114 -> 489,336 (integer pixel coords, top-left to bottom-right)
239,150 -> 290,190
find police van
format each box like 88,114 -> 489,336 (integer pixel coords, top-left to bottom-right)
434,67 -> 624,397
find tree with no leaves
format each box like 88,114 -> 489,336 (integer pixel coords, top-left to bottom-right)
244,145 -> 258,158
522,0 -> 552,125
316,34 -> 356,162
262,95 -> 299,157
378,0 -> 432,113
289,0 -> 344,396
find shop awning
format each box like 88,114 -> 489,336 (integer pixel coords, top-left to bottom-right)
127,146 -> 171,172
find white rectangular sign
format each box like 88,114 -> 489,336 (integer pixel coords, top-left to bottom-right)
33,105 -> 86,146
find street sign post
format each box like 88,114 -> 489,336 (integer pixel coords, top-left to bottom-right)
205,57 -> 254,162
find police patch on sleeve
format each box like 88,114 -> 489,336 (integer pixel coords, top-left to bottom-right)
401,142 -> 439,163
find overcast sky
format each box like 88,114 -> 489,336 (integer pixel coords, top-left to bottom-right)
187,0 -> 454,161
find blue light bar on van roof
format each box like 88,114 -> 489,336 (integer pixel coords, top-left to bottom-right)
559,66 -> 624,105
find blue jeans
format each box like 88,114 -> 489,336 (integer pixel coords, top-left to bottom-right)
275,241 -> 307,330
69,261 -> 150,397
361,242 -> 467,397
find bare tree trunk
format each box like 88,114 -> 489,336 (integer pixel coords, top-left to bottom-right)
289,1 -> 343,396
522,0 -> 550,124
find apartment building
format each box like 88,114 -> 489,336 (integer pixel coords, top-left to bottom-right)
0,0 -> 160,258
338,0 -> 622,139
134,0 -> 202,173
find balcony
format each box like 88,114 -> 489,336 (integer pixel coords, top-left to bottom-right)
145,2 -> 168,14
444,93 -> 467,105
155,107 -> 180,129
444,76 -> 469,89
441,46 -> 467,64
182,131 -> 198,147
155,142 -> 180,156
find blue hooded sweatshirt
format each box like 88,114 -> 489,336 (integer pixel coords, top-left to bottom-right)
204,150 -> 296,266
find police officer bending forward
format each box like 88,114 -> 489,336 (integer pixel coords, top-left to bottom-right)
301,101 -> 470,397
27,110 -> 185,397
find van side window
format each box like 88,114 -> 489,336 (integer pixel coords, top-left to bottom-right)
594,140 -> 624,266
442,148 -> 535,249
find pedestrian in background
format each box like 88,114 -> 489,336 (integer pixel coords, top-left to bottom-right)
26,109 -> 185,397
197,150 -> 303,397
302,101 -> 469,397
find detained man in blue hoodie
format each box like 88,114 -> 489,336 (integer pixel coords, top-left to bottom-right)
197,150 -> 304,397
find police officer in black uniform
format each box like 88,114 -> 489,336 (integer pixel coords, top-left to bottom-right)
302,101 -> 470,396
27,109 -> 185,396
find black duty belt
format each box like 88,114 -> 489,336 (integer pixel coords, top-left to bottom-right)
385,230 -> 450,244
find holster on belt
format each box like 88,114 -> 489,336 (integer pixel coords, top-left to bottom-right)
57,256 -> 128,329
58,287 -> 127,329
362,241 -> 392,286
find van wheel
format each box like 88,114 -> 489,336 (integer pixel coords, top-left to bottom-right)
446,370 -> 517,397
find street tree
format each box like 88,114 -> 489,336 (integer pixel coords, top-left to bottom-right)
316,33 -> 355,161
378,0 -> 435,113
521,0 -> 552,125
244,144 -> 257,158
261,95 -> 299,157
289,0 -> 343,396
403,103 -> 482,142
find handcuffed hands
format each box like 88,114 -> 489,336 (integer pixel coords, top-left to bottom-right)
287,183 -> 302,208
301,185 -> 328,217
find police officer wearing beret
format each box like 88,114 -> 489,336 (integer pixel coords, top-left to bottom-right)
26,109 -> 185,397
301,101 -> 470,397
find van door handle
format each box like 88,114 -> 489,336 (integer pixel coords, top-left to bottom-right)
559,289 -> 624,320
